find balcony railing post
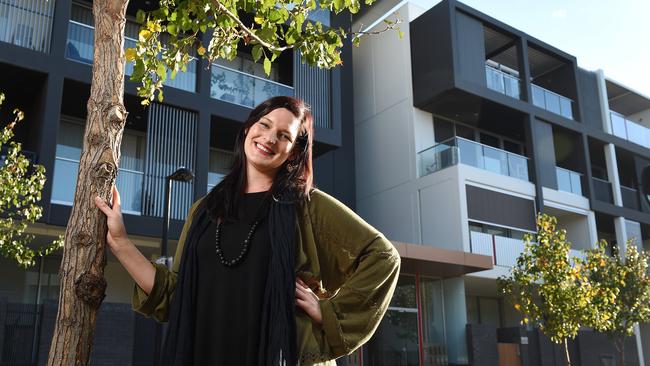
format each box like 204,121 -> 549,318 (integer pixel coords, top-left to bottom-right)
492,234 -> 497,265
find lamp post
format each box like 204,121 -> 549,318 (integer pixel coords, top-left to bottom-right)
155,166 -> 194,365
161,166 -> 195,267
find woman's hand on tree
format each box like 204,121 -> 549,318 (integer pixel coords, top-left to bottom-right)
295,277 -> 322,325
94,185 -> 130,254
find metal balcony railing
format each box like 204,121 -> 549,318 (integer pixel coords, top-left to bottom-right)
0,0 -> 55,53
418,137 -> 529,181
470,231 -> 585,268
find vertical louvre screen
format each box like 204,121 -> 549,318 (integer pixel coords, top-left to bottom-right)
143,103 -> 197,220
294,50 -> 331,129
0,0 -> 56,53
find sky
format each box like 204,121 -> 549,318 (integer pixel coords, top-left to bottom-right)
409,0 -> 650,97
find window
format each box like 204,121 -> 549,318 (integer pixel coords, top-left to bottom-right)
208,148 -> 234,191
52,119 -> 146,214
468,221 -> 529,239
433,118 -> 454,143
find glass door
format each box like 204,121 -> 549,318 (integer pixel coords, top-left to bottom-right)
364,276 -> 420,366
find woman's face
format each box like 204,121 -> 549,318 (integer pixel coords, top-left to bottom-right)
243,107 -> 302,178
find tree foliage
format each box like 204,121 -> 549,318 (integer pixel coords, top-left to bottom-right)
0,93 -> 63,268
583,240 -> 650,365
125,0 -> 404,104
498,213 -> 592,365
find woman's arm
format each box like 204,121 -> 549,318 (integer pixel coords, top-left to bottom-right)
95,186 -> 156,294
304,190 -> 401,358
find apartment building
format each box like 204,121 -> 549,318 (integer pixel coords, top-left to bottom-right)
351,0 -> 650,365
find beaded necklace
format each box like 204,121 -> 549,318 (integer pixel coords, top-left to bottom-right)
214,192 -> 269,267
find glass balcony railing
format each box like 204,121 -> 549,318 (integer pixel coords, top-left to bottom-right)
609,111 -> 650,148
51,157 -> 144,215
592,177 -> 613,203
210,63 -> 294,108
418,137 -> 529,181
0,0 -> 55,53
485,65 -> 520,99
65,21 -> 197,92
555,166 -> 583,196
621,185 -> 640,211
531,84 -> 574,119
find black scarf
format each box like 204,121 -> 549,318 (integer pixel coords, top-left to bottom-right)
160,196 -> 298,366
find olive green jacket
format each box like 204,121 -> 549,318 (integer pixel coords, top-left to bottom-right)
132,189 -> 400,365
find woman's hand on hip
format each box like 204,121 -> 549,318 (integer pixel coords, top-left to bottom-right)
295,277 -> 322,325
94,185 -> 130,254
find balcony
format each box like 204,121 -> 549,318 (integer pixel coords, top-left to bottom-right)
531,84 -> 573,119
0,0 -> 55,53
609,111 -> 650,148
65,20 -> 197,92
418,137 -> 529,181
621,185 -> 640,211
51,157 -> 143,215
210,63 -> 293,108
470,231 -> 585,268
485,64 -> 520,99
555,166 -> 583,196
592,177 -> 614,203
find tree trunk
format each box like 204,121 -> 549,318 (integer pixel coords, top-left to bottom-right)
564,338 -> 572,366
47,0 -> 129,365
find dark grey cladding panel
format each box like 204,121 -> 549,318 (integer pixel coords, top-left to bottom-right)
409,1 -> 455,110
531,118 -> 558,190
454,11 -> 486,87
466,185 -> 536,231
577,69 -> 604,130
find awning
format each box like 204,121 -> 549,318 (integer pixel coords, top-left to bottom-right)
392,241 -> 493,278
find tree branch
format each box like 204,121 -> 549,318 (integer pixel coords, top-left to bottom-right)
209,0 -> 292,52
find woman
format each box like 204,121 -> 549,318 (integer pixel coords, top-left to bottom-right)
95,96 -> 400,365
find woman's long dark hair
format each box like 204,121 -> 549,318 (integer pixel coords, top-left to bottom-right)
202,96 -> 314,223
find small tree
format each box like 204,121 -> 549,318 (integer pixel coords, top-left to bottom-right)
0,92 -> 63,268
498,213 -> 594,366
583,240 -> 650,366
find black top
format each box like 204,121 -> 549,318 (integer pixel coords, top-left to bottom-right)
193,191 -> 271,365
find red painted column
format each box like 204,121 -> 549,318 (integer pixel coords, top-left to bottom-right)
415,273 -> 424,365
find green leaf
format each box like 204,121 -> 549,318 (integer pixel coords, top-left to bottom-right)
268,9 -> 283,23
167,23 -> 177,36
252,45 -> 263,62
156,63 -> 167,82
136,10 -> 146,24
285,28 -> 297,45
263,57 -> 271,76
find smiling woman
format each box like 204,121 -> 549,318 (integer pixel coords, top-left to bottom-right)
95,96 -> 401,365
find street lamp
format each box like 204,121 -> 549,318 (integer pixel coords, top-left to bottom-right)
161,166 -> 194,268
155,166 -> 194,366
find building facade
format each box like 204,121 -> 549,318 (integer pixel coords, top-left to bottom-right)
0,0 -> 362,364
350,0 -> 650,365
